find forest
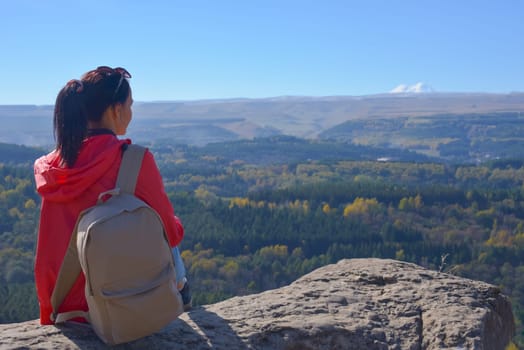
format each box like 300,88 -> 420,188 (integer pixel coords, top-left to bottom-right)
320,112 -> 524,163
0,138 -> 523,347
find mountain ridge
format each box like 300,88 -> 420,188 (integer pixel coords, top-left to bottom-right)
2,91 -> 523,111
0,92 -> 523,153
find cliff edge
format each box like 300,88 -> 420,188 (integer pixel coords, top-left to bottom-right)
0,258 -> 515,349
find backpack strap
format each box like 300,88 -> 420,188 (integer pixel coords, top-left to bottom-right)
50,218 -> 88,323
50,143 -> 146,324
116,144 -> 146,194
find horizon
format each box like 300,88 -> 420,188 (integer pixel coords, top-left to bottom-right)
2,1 -> 523,105
2,90 -> 524,108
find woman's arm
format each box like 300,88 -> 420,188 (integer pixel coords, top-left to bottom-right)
134,149 -> 184,247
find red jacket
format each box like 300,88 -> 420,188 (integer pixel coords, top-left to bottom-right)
34,133 -> 184,325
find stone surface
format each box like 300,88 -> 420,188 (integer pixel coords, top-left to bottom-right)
0,258 -> 515,349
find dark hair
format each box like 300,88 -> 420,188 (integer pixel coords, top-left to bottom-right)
53,67 -> 131,167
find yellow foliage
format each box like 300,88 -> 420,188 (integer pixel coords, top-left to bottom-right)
229,197 -> 249,208
393,219 -> 403,230
290,200 -> 301,209
291,247 -> 304,258
8,207 -> 22,219
283,199 -> 310,214
353,175 -> 373,183
190,258 -> 217,275
486,230 -> 513,247
322,203 -> 331,214
258,245 -> 289,259
414,194 -> 423,209
229,197 -> 267,209
455,166 -> 489,181
190,175 -> 206,183
193,248 -> 214,259
344,197 -> 380,217
24,199 -> 36,209
193,243 -> 204,252
477,252 -> 488,263
476,208 -> 494,218
398,197 -> 409,211
302,200 -> 310,214
181,250 -> 194,265
220,260 -> 240,279
194,185 -> 217,203
398,195 -> 423,211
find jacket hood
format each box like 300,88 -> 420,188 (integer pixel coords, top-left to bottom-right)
34,135 -> 130,202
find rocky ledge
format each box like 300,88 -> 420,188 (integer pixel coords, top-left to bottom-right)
0,258 -> 515,349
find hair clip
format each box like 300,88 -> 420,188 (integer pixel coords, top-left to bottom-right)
66,79 -> 84,93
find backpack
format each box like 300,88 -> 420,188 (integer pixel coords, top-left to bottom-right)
50,144 -> 184,345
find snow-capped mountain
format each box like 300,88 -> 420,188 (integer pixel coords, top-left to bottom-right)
390,83 -> 435,94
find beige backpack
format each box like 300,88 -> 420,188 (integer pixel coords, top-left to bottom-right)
50,144 -> 184,345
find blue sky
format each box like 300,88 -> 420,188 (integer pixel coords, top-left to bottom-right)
1,0 -> 523,105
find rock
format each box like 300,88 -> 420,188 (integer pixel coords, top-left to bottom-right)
0,258 -> 515,349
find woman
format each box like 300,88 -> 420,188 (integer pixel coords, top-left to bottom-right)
34,66 -> 190,325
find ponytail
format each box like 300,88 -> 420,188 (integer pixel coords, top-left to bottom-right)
53,80 -> 88,168
53,67 -> 131,167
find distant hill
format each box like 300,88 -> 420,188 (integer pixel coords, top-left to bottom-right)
128,92 -> 524,140
319,111 -> 524,162
0,143 -> 44,165
167,136 -> 434,166
1,92 -> 523,162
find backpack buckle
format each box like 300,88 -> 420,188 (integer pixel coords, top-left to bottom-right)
97,188 -> 121,203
